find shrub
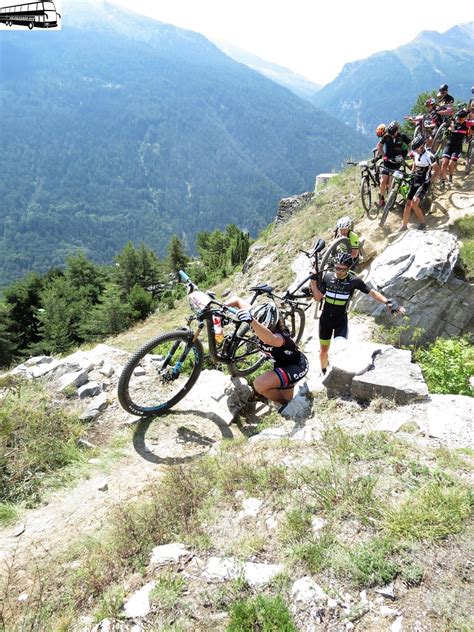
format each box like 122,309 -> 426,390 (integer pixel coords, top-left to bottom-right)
415,335 -> 474,395
227,595 -> 297,632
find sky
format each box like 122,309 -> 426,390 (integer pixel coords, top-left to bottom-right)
110,0 -> 474,85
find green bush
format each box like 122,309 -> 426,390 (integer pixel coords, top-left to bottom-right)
415,336 -> 474,395
227,595 -> 297,632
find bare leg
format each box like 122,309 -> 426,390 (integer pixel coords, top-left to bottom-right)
254,371 -> 294,405
402,199 -> 412,227
320,342 -> 330,372
412,197 -> 426,226
225,295 -> 251,310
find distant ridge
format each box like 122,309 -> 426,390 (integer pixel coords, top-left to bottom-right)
312,22 -> 474,134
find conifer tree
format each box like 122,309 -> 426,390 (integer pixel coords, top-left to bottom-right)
168,236 -> 189,273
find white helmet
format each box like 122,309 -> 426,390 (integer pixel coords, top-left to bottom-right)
251,302 -> 279,331
336,216 -> 352,230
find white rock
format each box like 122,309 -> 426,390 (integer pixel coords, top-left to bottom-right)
149,542 -> 190,567
311,516 -> 327,534
123,581 -> 156,618
99,364 -> 114,378
57,369 -> 89,392
78,382 -> 101,399
202,557 -> 283,586
391,616 -> 403,632
17,592 -> 29,602
88,392 -> 109,411
381,605 -> 401,618
265,515 -> 278,530
97,479 -> 108,492
238,498 -> 263,519
291,576 -> 327,603
243,561 -> 284,586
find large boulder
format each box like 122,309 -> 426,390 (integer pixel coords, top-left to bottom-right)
322,338 -> 429,404
353,230 -> 474,343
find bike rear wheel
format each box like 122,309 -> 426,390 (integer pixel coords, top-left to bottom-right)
360,176 -> 378,218
282,306 -> 306,345
465,140 -> 473,175
320,237 -> 353,271
226,324 -> 266,377
117,330 -> 204,416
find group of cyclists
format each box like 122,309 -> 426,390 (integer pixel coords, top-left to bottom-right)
374,84 -> 473,231
225,83 -> 474,412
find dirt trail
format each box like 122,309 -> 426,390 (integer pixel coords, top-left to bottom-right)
1,169 -> 472,585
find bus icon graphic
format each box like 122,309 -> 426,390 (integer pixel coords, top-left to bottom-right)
0,2 -> 61,29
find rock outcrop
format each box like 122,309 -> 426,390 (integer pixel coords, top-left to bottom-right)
274,192 -> 313,224
353,230 -> 474,343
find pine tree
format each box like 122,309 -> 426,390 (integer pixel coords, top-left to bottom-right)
168,236 -> 189,273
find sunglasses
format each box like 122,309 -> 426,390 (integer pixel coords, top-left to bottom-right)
335,266 -> 349,271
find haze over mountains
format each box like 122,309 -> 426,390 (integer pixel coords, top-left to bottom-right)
0,1 -> 369,287
312,22 -> 474,134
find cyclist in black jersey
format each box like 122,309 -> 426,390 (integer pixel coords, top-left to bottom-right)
309,252 -> 405,374
437,84 -> 455,107
226,298 -> 309,409
399,135 -> 436,232
440,109 -> 469,184
379,121 -> 411,207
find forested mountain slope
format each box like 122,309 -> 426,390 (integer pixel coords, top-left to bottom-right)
312,22 -> 474,134
0,0 -> 369,287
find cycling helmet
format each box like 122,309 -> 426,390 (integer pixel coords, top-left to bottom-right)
387,120 -> 399,134
411,135 -> 425,151
251,302 -> 279,331
376,123 -> 386,137
336,216 -> 353,230
425,97 -> 437,107
334,252 -> 353,268
439,84 -> 448,92
456,109 -> 468,119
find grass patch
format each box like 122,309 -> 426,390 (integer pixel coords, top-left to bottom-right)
346,537 -> 399,587
322,426 -> 402,463
0,502 -> 19,526
385,481 -> 473,541
291,529 -> 337,574
414,335 -> 474,395
455,214 -> 474,279
0,381 -> 87,507
227,594 -> 297,632
149,574 -> 186,615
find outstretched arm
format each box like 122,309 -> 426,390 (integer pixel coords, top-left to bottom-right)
235,310 -> 284,347
310,270 -> 324,302
368,289 -> 406,316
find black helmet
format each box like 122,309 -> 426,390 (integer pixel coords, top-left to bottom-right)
456,109 -> 468,119
387,120 -> 399,134
334,252 -> 353,268
425,97 -> 437,107
439,84 -> 448,92
250,302 -> 279,331
411,135 -> 425,150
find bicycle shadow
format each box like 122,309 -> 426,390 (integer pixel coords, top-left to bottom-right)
132,408 -> 235,465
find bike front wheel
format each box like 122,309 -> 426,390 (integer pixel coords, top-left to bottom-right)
117,330 -> 204,416
465,140 -> 473,176
379,188 -> 397,226
360,176 -> 377,218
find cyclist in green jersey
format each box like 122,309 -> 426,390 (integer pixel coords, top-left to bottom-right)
335,216 -> 360,267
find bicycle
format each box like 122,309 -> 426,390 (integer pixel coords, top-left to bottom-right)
347,152 -> 382,219
463,120 -> 474,175
379,168 -> 412,226
117,271 -> 271,417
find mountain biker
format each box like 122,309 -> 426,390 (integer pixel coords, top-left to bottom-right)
436,84 -> 455,106
399,135 -> 436,232
334,216 -> 360,267
379,121 -> 411,208
309,252 -> 406,374
226,298 -> 309,411
440,109 -> 469,185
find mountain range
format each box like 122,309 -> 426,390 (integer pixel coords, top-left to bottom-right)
0,1 -> 369,287
311,23 -> 474,134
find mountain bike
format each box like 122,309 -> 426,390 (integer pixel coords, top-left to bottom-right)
430,108 -> 454,156
347,153 -> 382,219
117,272 -> 271,417
464,121 -> 473,175
379,168 -> 412,226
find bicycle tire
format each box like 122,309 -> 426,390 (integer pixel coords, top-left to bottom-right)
227,329 -> 266,377
465,140 -> 473,175
117,330 -> 204,417
431,124 -> 446,155
283,306 -> 306,345
320,237 -> 353,271
379,188 -> 397,226
360,176 -> 377,218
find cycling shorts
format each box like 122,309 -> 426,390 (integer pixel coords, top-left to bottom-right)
319,313 -> 348,345
274,354 -> 309,389
407,180 -> 430,201
442,142 -> 463,160
380,161 -> 399,175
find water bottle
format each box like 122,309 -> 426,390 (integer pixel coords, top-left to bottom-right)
213,315 -> 224,344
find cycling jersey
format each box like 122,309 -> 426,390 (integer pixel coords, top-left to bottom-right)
257,328 -> 302,367
413,150 -> 436,183
381,133 -> 411,170
348,230 -> 359,250
319,271 -> 370,317
437,93 -> 454,106
257,328 -> 309,388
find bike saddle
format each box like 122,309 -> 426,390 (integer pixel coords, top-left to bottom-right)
309,238 -> 325,256
249,284 -> 273,294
